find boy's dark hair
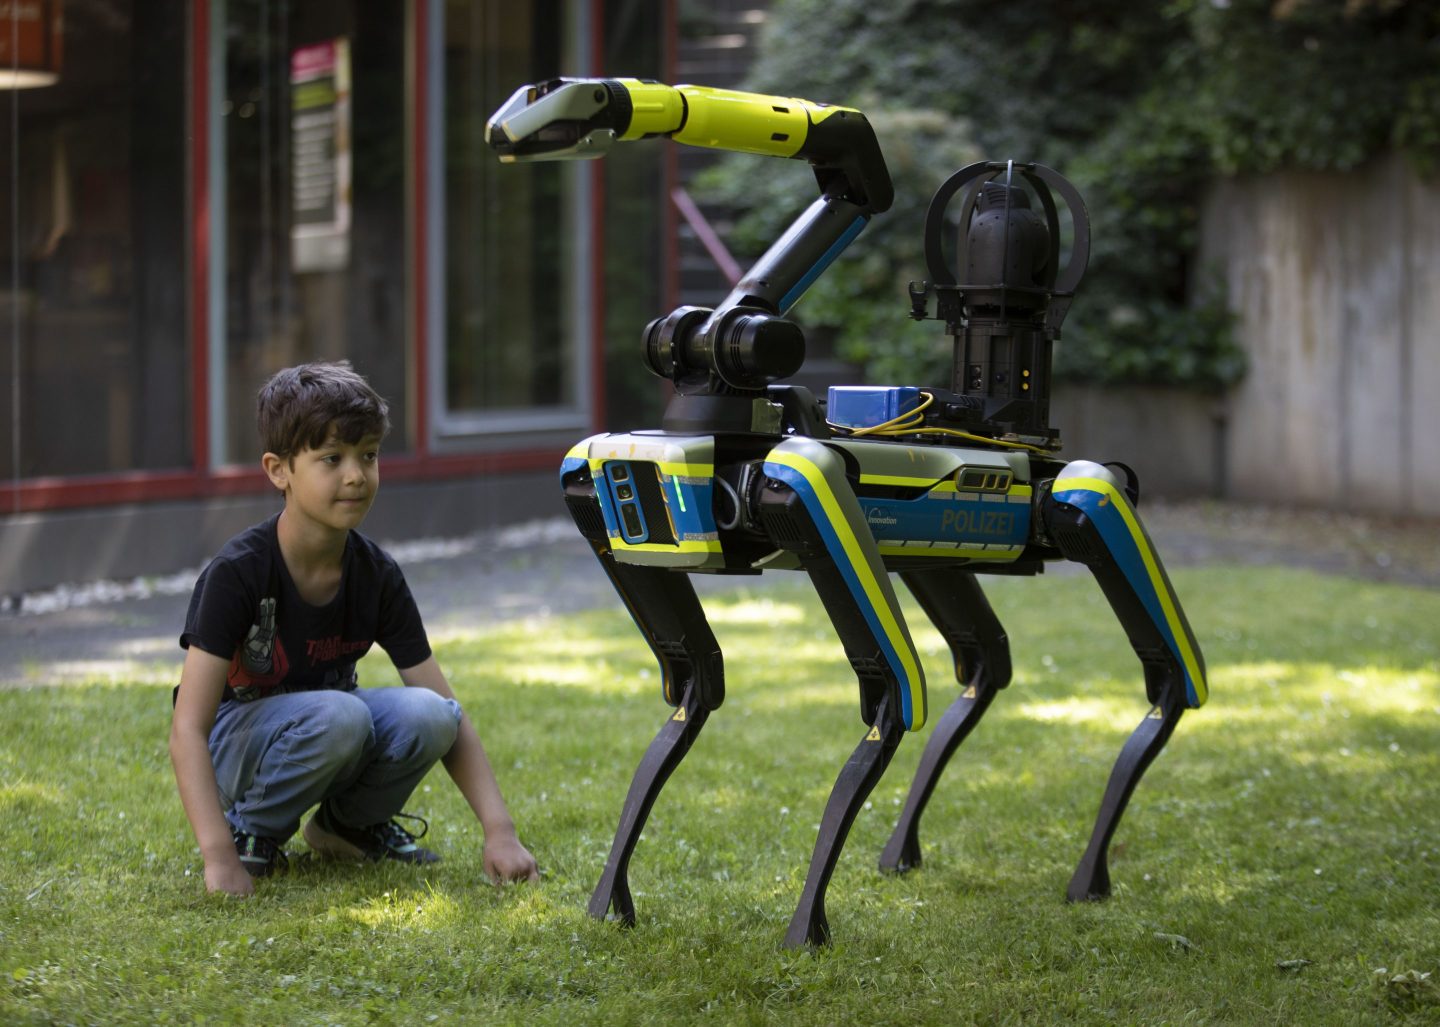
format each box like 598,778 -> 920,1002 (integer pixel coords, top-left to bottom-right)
257,361 -> 391,459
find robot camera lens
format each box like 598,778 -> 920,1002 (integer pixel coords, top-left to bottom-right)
617,484 -> 634,500
610,464 -> 630,482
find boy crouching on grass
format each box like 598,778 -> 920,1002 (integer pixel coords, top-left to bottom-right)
169,361 -> 538,896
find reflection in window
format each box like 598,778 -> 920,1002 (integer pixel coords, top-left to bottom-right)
598,3 -> 665,431
1,1 -> 187,478
220,0 -> 408,465
441,2 -> 666,431
443,1 -> 576,420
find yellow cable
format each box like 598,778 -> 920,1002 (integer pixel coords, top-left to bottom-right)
827,391 -> 1053,453
865,426 -> 1053,454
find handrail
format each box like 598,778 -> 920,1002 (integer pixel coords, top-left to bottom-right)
669,186 -> 742,287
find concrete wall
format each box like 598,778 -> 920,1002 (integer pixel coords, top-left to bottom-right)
1199,153 -> 1440,515
1049,385 -> 1227,500
1059,151 -> 1440,509
1051,154 -> 1440,514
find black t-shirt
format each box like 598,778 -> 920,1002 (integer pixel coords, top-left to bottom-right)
178,514 -> 432,703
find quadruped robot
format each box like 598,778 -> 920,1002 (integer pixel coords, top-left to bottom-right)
487,78 -> 1209,948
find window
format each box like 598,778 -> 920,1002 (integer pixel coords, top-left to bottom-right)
438,1 -> 585,443
598,1 -> 666,431
438,1 -> 667,443
1,1 -> 188,479
218,0 -> 409,465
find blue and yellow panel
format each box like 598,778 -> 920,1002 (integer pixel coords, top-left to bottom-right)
1051,471 -> 1209,708
561,434 -> 724,569
856,476 -> 1031,562
826,439 -> 1032,563
763,438 -> 927,730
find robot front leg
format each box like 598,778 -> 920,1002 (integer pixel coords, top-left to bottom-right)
588,673 -> 709,924
785,695 -> 902,948
879,568 -> 1012,873
583,554 -> 724,925
761,439 -> 925,946
1063,679 -> 1184,901
1043,461 -> 1209,901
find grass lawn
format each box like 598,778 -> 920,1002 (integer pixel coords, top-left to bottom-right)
2,565 -> 1438,1024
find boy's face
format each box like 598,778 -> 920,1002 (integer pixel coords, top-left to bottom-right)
263,429 -> 382,533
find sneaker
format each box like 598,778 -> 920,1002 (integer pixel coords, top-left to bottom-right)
233,829 -> 288,877
303,805 -> 440,865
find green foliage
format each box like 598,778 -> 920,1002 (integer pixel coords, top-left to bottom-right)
696,0 -> 1438,391
1394,69 -> 1440,176
1058,288 -> 1246,389
3,566 -> 1440,1023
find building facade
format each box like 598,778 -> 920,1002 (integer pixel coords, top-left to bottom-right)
2,0 -> 673,592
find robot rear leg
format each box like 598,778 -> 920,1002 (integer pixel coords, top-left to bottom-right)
1043,461 -> 1208,900
879,567 -> 1012,873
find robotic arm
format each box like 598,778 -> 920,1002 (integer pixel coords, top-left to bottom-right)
489,78 -> 894,426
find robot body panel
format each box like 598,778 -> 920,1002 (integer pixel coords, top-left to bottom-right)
835,438 -> 1032,562
836,436 -> 1032,486
570,433 -> 725,570
859,485 -> 1030,556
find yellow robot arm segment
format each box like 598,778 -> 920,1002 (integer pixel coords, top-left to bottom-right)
669,84 -> 811,156
487,77 -> 891,213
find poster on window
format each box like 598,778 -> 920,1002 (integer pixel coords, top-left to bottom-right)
290,38 -> 351,273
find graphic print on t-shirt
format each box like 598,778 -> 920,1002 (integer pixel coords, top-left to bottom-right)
228,596 -> 291,700
306,635 -> 370,664
182,515 -> 433,704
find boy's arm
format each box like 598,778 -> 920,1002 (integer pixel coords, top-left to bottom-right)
398,656 -> 540,882
170,647 -> 253,897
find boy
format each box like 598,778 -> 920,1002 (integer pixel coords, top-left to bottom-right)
169,361 -> 538,897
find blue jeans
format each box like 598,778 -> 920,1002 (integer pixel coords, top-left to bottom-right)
209,686 -> 461,841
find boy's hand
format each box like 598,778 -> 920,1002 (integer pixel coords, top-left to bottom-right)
398,658 -> 541,885
174,647 -> 254,899
482,832 -> 540,883
205,859 -> 256,897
